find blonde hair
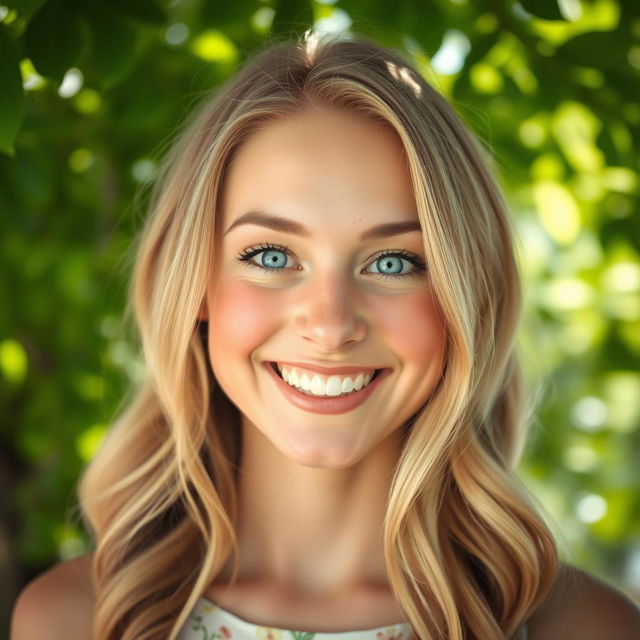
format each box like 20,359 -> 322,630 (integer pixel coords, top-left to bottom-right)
77,29 -> 558,639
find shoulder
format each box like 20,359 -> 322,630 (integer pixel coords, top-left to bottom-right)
527,562 -> 640,639
10,552 -> 95,640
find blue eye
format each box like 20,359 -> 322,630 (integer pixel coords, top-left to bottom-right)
367,252 -> 423,278
235,243 -> 426,279
236,243 -> 295,271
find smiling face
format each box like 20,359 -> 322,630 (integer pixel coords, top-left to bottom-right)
202,105 -> 447,468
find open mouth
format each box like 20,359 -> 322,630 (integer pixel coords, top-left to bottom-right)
266,361 -> 391,412
269,362 -> 384,382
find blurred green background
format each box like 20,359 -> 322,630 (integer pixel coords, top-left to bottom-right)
1,0 -> 639,633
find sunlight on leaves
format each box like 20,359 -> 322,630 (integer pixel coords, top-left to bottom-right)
190,29 -> 238,63
602,372 -> 640,433
0,339 -> 28,383
76,423 -> 107,462
552,102 -> 604,173
533,180 -> 582,245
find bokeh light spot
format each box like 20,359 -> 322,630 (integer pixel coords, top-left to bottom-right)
431,29 -> 471,75
314,8 -> 352,33
132,159 -> 157,183
519,119 -> 546,148
165,22 -> 189,46
191,30 -> 238,62
69,148 -> 95,173
475,13 -> 498,34
0,339 -> 28,384
73,89 -> 103,114
470,62 -> 503,93
564,445 -> 599,472
58,68 -> 84,98
20,59 -> 45,91
571,396 -> 608,432
533,180 -> 581,245
252,7 -> 275,32
575,493 -> 607,523
76,423 -> 107,462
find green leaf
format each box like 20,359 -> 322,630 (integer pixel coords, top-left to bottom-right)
3,0 -> 48,21
86,5 -> 138,90
0,339 -> 28,384
23,0 -> 89,84
411,3 -> 447,48
109,0 -> 166,25
270,0 -> 314,38
519,0 -> 566,21
200,0 -> 252,27
557,30 -> 635,76
0,24 -> 25,155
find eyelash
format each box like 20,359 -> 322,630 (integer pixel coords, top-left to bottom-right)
235,242 -> 427,280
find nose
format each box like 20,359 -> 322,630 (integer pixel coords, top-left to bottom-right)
293,271 -> 367,353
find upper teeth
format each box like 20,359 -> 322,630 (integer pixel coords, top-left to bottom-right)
276,364 -> 377,397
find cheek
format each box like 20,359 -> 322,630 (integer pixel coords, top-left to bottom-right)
374,290 -> 447,364
208,281 -> 279,364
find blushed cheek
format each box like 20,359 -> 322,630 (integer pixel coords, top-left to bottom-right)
374,290 -> 447,365
208,281 -> 280,370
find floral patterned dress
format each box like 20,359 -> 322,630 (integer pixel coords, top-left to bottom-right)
176,596 -> 411,640
176,597 -> 529,639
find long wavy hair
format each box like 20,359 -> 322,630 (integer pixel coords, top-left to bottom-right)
77,29 -> 558,639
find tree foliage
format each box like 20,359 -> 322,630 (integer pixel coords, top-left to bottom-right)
1,0 -> 639,629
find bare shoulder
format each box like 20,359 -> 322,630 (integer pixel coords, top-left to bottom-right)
527,562 -> 640,639
10,552 -> 95,640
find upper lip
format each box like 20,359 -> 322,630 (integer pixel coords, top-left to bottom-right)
270,361 -> 384,375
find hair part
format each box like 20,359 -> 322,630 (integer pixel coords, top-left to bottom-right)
77,29 -> 557,639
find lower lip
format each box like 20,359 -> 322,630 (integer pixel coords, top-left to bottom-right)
264,363 -> 392,415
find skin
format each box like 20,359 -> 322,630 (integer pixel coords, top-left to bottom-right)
199,104 -> 447,605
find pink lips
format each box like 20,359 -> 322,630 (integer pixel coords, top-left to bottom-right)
264,362 -> 391,415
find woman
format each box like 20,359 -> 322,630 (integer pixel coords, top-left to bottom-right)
11,29 -> 640,640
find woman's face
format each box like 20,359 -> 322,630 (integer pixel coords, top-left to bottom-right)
202,106 -> 447,468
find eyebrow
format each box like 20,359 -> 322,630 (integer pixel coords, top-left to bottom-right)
223,210 -> 422,241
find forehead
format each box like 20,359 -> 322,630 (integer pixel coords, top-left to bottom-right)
218,108 -> 420,236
